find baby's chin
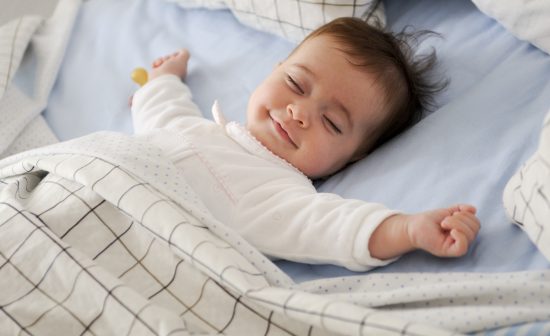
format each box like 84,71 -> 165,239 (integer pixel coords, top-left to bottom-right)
298,158 -> 350,180
290,160 -> 331,180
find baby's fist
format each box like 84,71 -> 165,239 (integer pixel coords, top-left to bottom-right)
408,205 -> 480,257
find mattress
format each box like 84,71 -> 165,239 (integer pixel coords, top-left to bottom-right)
41,0 -> 550,284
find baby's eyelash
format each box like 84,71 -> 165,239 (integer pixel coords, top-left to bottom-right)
286,75 -> 304,95
324,116 -> 342,134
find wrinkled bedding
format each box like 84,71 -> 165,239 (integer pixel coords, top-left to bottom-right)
2,132 -> 550,335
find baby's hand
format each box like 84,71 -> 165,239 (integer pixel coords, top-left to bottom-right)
129,49 -> 190,107
149,49 -> 190,81
407,205 -> 480,257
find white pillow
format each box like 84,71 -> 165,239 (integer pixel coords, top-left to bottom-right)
503,107 -> 550,262
166,0 -> 385,43
471,0 -> 550,55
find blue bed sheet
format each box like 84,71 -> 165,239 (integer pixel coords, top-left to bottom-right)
42,0 -> 550,283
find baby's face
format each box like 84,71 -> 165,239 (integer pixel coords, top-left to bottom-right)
246,35 -> 387,178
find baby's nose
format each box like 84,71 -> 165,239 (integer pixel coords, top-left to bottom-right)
287,104 -> 309,128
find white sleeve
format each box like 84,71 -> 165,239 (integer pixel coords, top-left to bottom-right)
131,74 -> 203,134
236,180 -> 401,272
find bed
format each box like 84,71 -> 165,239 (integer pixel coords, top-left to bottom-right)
2,0 -> 550,334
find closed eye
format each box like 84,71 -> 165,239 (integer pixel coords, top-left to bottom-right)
286,75 -> 304,95
324,116 -> 342,134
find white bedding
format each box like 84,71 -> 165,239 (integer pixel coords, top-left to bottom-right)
166,0 -> 385,43
0,0 -> 75,159
2,130 -> 550,335
503,107 -> 550,263
471,0 -> 550,55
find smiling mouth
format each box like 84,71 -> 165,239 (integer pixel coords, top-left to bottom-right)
271,117 -> 297,148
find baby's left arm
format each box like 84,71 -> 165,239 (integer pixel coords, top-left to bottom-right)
368,204 -> 480,260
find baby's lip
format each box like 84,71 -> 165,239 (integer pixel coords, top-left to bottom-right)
271,116 -> 298,148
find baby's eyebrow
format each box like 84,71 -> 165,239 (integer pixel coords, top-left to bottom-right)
291,63 -> 316,79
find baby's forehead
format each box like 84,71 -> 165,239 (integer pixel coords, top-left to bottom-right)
287,34 -> 346,61
288,35 -> 390,108
292,35 -> 383,80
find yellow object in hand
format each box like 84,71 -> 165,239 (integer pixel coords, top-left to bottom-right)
131,67 -> 148,86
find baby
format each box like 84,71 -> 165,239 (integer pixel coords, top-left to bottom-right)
131,18 -> 480,271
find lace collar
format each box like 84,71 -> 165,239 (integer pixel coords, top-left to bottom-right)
211,101 -> 308,179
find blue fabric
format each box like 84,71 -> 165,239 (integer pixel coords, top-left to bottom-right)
42,0 -> 550,283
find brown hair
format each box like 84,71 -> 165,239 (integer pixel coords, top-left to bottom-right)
299,17 -> 447,155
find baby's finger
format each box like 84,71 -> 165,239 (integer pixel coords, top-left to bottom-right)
448,229 -> 468,256
446,204 -> 476,215
458,204 -> 477,214
454,212 -> 480,237
152,58 -> 163,68
441,215 -> 477,242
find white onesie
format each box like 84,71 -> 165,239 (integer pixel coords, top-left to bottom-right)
131,75 -> 399,271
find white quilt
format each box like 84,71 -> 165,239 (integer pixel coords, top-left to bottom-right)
503,108 -> 550,262
1,131 -> 550,335
471,0 -> 550,55
0,0 -> 79,159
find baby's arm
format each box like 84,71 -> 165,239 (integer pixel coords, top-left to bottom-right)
131,49 -> 203,133
368,204 -> 480,260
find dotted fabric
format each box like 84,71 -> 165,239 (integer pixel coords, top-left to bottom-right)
1,131 -> 549,335
0,0 -> 77,158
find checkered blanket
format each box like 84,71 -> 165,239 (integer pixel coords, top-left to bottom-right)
0,132 -> 451,335
2,132 -> 550,336
503,108 -> 550,262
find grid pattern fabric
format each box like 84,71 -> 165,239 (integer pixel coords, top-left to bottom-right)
166,0 -> 385,43
0,133 -> 454,336
0,165 -> 298,335
503,108 -> 550,261
1,132 -> 550,335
